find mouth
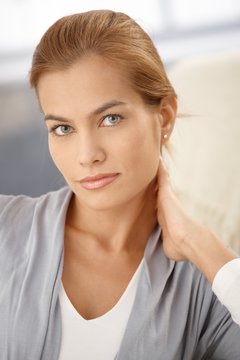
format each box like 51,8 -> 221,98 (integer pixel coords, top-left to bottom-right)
79,173 -> 120,190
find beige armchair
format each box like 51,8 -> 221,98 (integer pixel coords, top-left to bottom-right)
167,52 -> 240,253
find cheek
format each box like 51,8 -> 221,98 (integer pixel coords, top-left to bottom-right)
48,139 -> 70,174
48,139 -> 58,164
117,123 -> 160,171
131,119 -> 161,156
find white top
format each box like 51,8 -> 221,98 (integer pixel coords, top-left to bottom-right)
58,257 -> 240,360
212,258 -> 240,325
58,259 -> 144,360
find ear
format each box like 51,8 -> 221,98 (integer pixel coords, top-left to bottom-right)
158,96 -> 177,144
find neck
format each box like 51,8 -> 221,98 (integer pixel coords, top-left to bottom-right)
66,180 -> 158,253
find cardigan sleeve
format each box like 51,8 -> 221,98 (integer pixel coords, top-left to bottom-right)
212,258 -> 240,326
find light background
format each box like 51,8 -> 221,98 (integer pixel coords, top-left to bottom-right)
0,0 -> 240,83
0,0 -> 240,196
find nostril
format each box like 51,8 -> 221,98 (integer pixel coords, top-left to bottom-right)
78,151 -> 106,167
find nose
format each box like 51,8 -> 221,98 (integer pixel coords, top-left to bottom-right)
76,132 -> 106,167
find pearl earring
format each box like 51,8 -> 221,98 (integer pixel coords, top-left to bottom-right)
163,134 -> 168,139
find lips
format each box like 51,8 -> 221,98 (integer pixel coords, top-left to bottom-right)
79,173 -> 120,190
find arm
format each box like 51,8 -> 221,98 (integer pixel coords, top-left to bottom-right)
212,259 -> 240,325
156,156 -> 240,324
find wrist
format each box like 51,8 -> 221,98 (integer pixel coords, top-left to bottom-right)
181,225 -> 237,283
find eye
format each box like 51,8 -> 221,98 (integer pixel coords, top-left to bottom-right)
100,114 -> 123,127
51,125 -> 73,136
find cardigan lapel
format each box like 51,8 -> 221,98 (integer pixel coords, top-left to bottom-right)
116,225 -> 176,359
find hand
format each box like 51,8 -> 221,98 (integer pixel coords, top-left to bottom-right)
156,156 -> 204,261
156,156 -> 236,282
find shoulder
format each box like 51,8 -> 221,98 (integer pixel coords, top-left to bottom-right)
171,260 -> 236,330
0,193 -> 36,222
0,187 -> 71,223
174,260 -> 208,287
172,260 -> 215,305
145,227 -> 214,306
0,187 -> 72,254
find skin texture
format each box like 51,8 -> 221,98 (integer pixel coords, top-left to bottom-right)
156,156 -> 237,283
37,55 -> 176,319
38,55 -> 176,247
37,54 -> 236,319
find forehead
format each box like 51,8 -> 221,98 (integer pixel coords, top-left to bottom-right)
37,55 -> 144,113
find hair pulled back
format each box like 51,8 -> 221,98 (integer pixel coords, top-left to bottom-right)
30,10 -> 176,105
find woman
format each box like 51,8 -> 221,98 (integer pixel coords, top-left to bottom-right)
0,10 -> 240,360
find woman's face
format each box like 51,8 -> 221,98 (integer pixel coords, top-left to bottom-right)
38,56 -> 174,210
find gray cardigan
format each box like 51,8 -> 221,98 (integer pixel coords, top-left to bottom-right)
0,187 -> 240,360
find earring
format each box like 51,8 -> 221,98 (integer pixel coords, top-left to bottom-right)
163,134 -> 168,139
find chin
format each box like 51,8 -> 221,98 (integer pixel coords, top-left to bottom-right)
70,184 -> 118,205
73,186 -> 138,212
80,196 -> 126,211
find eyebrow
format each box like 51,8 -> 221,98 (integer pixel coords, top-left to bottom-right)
44,100 -> 127,122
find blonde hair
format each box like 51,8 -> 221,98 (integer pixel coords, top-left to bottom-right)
29,10 -> 176,106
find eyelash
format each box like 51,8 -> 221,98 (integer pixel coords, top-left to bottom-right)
48,113 -> 124,137
100,113 -> 123,127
